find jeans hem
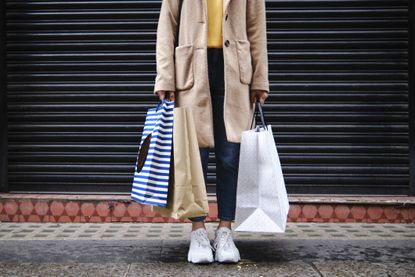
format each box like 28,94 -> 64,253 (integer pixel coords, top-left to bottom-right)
218,216 -> 235,221
189,217 -> 206,222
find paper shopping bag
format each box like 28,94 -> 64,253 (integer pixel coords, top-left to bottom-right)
152,106 -> 209,219
234,101 -> 289,233
130,99 -> 174,207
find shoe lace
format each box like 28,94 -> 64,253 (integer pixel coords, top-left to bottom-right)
213,230 -> 233,251
194,230 -> 215,251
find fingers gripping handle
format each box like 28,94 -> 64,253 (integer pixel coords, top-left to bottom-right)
250,99 -> 268,131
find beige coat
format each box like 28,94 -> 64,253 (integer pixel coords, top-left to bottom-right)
154,0 -> 270,148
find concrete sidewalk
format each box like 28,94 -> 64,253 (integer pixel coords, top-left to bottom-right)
0,222 -> 414,276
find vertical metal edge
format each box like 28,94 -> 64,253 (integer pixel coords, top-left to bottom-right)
409,0 -> 415,195
0,0 -> 7,192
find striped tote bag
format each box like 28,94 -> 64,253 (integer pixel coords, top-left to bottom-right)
130,99 -> 174,207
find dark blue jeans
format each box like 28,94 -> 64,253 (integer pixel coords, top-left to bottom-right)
189,47 -> 241,222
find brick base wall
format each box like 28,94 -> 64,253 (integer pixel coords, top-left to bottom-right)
1,194 -> 414,223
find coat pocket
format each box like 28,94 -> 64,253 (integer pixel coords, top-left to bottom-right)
236,40 -> 253,85
174,44 -> 195,91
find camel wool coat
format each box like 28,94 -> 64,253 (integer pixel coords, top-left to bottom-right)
153,0 -> 270,148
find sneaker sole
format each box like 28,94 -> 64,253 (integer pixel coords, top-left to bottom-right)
215,252 -> 241,263
215,258 -> 240,263
188,258 -> 214,264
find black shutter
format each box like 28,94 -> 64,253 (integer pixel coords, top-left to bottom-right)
6,0 -> 163,193
5,0 -> 411,195
265,0 -> 409,194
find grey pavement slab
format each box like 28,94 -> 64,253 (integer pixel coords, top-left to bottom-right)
0,239 -> 413,264
0,260 -> 414,277
1,222 -> 414,241
0,222 -> 414,276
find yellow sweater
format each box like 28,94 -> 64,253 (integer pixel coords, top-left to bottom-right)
207,0 -> 223,48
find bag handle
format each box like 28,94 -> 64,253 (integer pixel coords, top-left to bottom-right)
156,98 -> 175,112
250,99 -> 268,130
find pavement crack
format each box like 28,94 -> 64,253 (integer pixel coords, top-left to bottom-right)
160,239 -> 165,260
308,261 -> 324,277
123,263 -> 131,277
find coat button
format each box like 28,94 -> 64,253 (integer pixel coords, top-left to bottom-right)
225,14 -> 228,20
224,40 -> 230,47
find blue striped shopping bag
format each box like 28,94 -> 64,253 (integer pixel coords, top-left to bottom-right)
130,99 -> 174,207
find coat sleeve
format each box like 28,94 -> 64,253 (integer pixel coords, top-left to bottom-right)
153,0 -> 180,94
246,0 -> 270,93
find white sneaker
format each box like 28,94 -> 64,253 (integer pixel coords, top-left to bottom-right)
187,227 -> 215,263
213,226 -> 241,263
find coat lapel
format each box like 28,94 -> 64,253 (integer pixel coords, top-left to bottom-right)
224,0 -> 231,12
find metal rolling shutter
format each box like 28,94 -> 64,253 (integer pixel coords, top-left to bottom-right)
265,0 -> 409,194
5,0 -> 410,194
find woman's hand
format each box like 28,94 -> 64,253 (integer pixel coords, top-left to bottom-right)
250,89 -> 268,105
156,90 -> 175,101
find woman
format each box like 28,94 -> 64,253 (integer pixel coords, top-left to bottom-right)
154,0 -> 269,264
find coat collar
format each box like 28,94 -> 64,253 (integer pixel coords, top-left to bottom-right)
224,0 -> 231,12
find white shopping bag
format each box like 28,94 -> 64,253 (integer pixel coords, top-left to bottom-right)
234,102 -> 289,233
